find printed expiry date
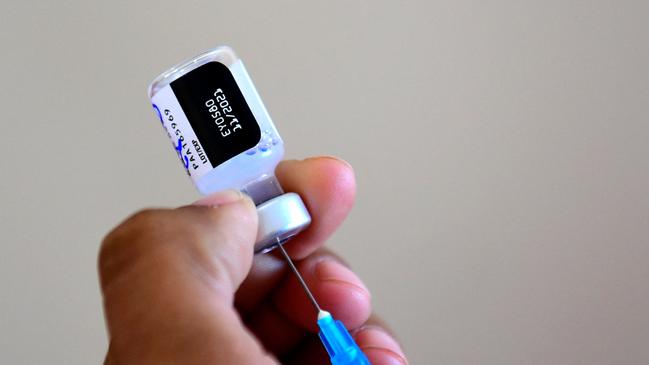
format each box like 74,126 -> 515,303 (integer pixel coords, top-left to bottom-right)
205,88 -> 243,137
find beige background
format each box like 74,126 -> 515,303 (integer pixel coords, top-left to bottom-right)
1,1 -> 648,364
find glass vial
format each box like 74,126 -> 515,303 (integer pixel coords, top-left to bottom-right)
148,46 -> 310,252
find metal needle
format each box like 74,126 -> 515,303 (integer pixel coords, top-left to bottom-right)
276,238 -> 322,313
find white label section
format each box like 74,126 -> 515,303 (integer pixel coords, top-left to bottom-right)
151,86 -> 213,182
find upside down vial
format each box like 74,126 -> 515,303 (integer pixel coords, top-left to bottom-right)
148,46 -> 311,253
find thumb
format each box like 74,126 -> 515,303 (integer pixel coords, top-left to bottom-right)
99,190 -> 275,364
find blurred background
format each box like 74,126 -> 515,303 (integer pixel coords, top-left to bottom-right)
1,1 -> 648,364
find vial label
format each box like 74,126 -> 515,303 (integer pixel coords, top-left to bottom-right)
151,61 -> 262,181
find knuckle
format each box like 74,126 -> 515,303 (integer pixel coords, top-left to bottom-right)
101,209 -> 160,251
98,205 -> 242,296
172,206 -> 244,289
98,209 -> 172,285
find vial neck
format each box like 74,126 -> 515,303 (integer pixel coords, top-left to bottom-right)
242,174 -> 284,205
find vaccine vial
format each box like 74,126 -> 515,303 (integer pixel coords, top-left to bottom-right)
148,46 -> 311,253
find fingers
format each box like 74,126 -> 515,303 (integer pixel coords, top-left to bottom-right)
235,156 -> 356,312
275,157 -> 356,259
354,324 -> 409,365
285,318 -> 408,365
244,249 -> 372,356
274,253 -> 372,331
99,191 -> 276,364
100,190 -> 257,300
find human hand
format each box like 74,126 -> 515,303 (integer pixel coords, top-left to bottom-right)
99,157 -> 408,364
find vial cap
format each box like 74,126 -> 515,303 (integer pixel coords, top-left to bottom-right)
255,192 -> 311,253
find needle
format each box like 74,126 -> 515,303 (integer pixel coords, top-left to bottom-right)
276,238 -> 322,313
275,238 -> 370,365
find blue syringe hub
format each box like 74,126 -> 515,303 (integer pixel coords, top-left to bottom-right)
317,311 -> 371,365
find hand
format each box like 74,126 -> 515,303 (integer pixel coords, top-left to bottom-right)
99,157 -> 408,365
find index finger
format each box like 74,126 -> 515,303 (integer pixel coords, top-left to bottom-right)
277,156 -> 357,259
235,156 -> 356,313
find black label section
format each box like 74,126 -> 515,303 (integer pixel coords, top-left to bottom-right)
170,62 -> 261,168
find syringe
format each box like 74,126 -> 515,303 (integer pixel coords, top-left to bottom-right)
276,241 -> 371,365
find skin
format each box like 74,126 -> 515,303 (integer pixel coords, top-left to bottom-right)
98,157 -> 409,365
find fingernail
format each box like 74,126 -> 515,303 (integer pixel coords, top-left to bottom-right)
356,327 -> 408,365
192,189 -> 245,206
315,259 -> 370,297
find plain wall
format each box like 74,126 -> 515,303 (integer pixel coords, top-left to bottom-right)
1,1 -> 648,364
